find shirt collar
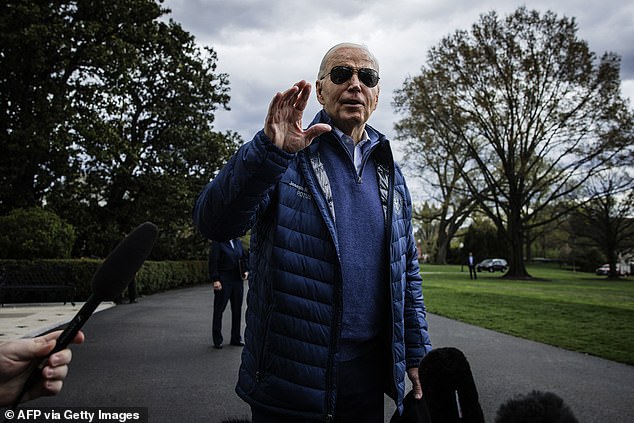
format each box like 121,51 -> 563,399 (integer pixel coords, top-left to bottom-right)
332,126 -> 370,145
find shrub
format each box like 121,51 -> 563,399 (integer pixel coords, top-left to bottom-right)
0,208 -> 76,259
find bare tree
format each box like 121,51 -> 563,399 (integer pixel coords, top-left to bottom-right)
398,128 -> 477,264
393,7 -> 631,277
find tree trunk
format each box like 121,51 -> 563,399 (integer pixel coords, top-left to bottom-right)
435,229 -> 449,265
525,230 -> 533,263
505,211 -> 531,278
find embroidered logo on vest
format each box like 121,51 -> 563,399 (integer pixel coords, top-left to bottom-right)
393,191 -> 404,214
289,181 -> 312,200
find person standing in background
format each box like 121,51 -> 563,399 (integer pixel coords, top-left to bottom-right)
208,238 -> 248,349
468,252 -> 477,280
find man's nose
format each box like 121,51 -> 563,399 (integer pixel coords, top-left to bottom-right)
348,71 -> 362,89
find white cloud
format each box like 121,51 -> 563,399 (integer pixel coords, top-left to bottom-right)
162,0 -> 634,144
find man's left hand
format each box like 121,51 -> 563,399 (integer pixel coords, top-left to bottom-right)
407,367 -> 423,400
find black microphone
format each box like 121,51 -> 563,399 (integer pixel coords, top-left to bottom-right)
9,221 -> 159,409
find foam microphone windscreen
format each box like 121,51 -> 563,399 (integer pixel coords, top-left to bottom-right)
91,221 -> 159,300
418,347 -> 485,423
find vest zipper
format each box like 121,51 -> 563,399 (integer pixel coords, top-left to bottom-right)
256,304 -> 273,383
301,147 -> 342,418
379,141 -> 400,401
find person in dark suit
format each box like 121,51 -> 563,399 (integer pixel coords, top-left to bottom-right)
114,277 -> 137,304
209,238 -> 248,349
467,252 -> 477,280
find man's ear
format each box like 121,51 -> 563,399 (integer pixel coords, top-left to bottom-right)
372,85 -> 380,112
316,80 -> 325,105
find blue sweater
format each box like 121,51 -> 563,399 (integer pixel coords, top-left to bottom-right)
320,128 -> 387,360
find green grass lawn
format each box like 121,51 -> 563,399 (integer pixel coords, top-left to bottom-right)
420,264 -> 634,365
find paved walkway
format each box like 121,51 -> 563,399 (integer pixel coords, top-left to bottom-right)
0,302 -> 114,340
1,285 -> 632,422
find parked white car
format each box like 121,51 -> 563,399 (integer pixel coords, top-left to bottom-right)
595,263 -> 631,276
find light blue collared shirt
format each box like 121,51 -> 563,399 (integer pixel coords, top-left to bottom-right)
331,127 -> 378,176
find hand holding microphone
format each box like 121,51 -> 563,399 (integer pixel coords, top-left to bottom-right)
0,329 -> 85,407
7,221 -> 158,410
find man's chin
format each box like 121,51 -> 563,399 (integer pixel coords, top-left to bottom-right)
333,112 -> 367,126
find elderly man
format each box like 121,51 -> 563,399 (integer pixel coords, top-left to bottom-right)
193,42 -> 432,423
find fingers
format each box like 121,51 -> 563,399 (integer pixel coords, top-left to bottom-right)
293,81 -> 311,111
36,334 -> 81,398
41,330 -> 85,347
407,367 -> 423,400
0,330 -> 83,362
47,348 -> 72,368
39,379 -> 63,397
273,81 -> 309,116
304,123 -> 332,143
39,334 -> 77,392
267,80 -> 308,117
22,348 -> 72,402
269,83 -> 302,115
30,367 -> 66,399
264,87 -> 298,142
72,331 -> 86,345
31,330 -> 85,362
264,92 -> 282,134
34,331 -> 83,397
41,362 -> 69,387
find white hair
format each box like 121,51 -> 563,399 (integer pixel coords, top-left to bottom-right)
317,43 -> 379,80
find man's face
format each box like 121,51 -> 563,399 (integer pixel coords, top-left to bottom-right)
316,47 -> 380,134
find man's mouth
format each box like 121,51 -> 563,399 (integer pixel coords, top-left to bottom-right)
342,99 -> 363,106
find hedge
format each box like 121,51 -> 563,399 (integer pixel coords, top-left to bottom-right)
0,259 -> 208,304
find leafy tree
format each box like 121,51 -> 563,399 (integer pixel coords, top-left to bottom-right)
1,0 -> 239,258
462,218 -> 508,263
412,202 -> 438,262
569,170 -> 634,278
0,208 -> 76,259
48,13 -> 239,258
393,7 -> 631,277
1,0 -> 163,212
1,0 -> 69,211
524,202 -> 569,261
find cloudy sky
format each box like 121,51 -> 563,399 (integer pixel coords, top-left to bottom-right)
161,0 -> 634,145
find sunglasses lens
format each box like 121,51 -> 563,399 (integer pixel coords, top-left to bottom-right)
359,69 -> 379,87
330,67 -> 353,84
328,66 -> 379,87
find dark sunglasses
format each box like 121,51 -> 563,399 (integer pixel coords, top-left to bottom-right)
321,66 -> 380,88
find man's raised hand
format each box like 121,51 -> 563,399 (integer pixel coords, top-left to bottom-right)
264,80 -> 331,153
